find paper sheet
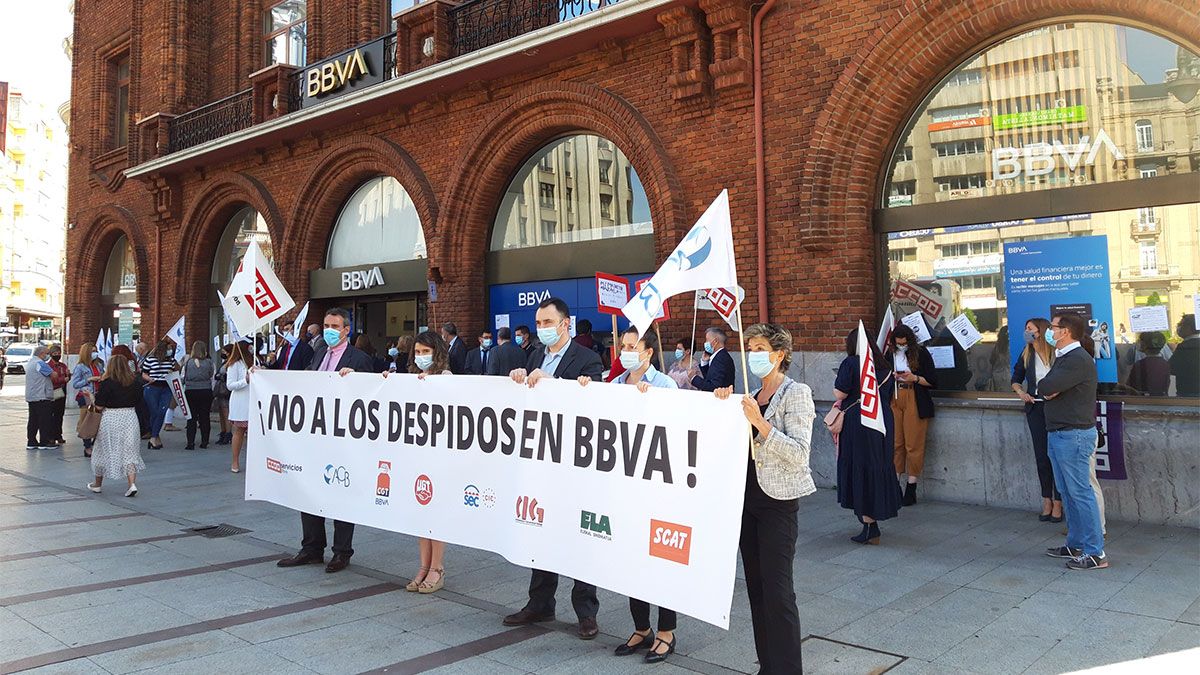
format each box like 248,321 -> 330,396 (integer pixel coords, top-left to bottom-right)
947,313 -> 983,350
928,345 -> 956,369
1128,305 -> 1169,333
901,311 -> 932,343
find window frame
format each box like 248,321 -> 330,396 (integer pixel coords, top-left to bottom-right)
264,0 -> 307,67
111,53 -> 131,149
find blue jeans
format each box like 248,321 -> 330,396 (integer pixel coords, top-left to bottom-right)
1047,427 -> 1104,556
143,384 -> 171,438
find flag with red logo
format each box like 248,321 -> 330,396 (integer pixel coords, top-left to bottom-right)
876,305 -> 895,353
222,240 -> 294,336
857,320 -> 886,436
697,285 -> 744,332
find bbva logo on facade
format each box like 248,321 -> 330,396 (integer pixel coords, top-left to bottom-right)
306,48 -> 371,97
992,130 -> 1125,180
517,290 -> 551,307
341,266 -> 384,291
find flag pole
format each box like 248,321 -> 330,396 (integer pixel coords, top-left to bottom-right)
733,302 -> 755,460
652,321 -> 666,372
610,315 -> 619,368
690,291 -> 700,360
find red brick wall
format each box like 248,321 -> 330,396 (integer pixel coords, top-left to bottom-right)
65,0 -> 1200,353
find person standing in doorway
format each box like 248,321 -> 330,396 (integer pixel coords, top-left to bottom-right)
888,325 -> 936,505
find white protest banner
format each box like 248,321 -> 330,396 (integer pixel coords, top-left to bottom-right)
1128,305 -> 1169,333
947,313 -> 982,350
900,311 -> 932,344
165,372 -> 192,421
247,372 -> 749,628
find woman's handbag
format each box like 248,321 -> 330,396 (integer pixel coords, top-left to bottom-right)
824,400 -> 854,435
77,405 -> 104,439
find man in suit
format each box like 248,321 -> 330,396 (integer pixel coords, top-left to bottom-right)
504,297 -> 604,639
487,327 -> 527,376
442,322 -> 468,374
269,320 -> 314,371
464,329 -> 493,375
693,326 -> 736,391
277,308 -> 375,574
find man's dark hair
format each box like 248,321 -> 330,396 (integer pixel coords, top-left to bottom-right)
480,329 -> 493,337
1053,311 -> 1096,357
442,322 -> 458,336
324,307 -> 352,327
537,297 -> 570,321
514,325 -> 531,335
1179,313 -> 1197,338
497,326 -> 512,341
577,319 -> 593,334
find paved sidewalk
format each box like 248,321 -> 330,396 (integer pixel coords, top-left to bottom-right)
0,379 -> 1197,674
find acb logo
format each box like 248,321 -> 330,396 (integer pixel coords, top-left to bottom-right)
515,495 -> 544,525
414,474 -> 434,506
649,519 -> 693,565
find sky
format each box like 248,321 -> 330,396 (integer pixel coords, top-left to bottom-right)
0,2 -> 74,109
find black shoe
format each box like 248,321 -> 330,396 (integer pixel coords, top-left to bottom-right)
199,443 -> 208,449
1038,512 -> 1052,522
852,522 -> 880,545
615,631 -> 654,656
277,551 -> 325,567
1049,515 -> 1064,523
902,483 -> 917,506
185,444 -> 195,450
644,635 -> 676,663
1045,546 -> 1083,559
503,608 -> 555,626
578,617 -> 599,640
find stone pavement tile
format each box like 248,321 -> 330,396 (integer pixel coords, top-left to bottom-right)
965,565 -> 1063,599
1180,596 -> 1200,626
135,573 -> 310,621
464,575 -> 535,609
848,611 -> 979,662
1023,608 -> 1175,675
827,570 -> 928,608
247,565 -> 381,599
883,657 -> 986,675
882,581 -> 959,613
801,637 -> 903,675
975,594 -> 1098,642
55,539 -> 193,565
89,515 -> 194,540
23,594 -> 200,647
0,560 -> 96,597
264,621 -> 452,674
930,632 -> 1058,675
1148,621 -> 1200,656
1027,569 -> 1129,609
827,607 -> 911,644
16,658 -> 112,674
879,551 -> 975,583
8,587 -> 140,621
421,656 -> 529,674
935,557 -> 1005,587
537,650 -> 698,674
129,644 -> 316,675
913,587 -> 1023,631
337,589 -> 438,618
407,608 -> 521,648
825,540 -> 915,572
1102,577 -> 1200,621
223,604 -> 363,644
1129,558 -> 1200,591
665,621 -> 758,673
792,558 -> 865,594
88,629 -> 250,674
797,594 -> 878,638
152,535 -> 284,565
0,606 -> 72,662
373,596 -> 485,632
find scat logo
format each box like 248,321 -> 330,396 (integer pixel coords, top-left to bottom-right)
649,519 -> 692,565
414,474 -> 433,505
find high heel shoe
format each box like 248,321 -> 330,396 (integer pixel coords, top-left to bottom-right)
644,634 -> 676,663
614,630 -> 653,656
417,567 -> 445,594
850,522 -> 871,543
406,566 -> 429,592
852,522 -> 881,545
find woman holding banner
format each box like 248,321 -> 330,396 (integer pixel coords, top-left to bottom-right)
715,323 -> 814,675
384,330 -> 451,593
225,341 -> 253,473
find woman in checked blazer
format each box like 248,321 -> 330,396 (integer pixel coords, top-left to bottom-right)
715,323 -> 814,675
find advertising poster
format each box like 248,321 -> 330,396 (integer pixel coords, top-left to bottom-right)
1094,401 -> 1127,480
1003,235 -> 1117,382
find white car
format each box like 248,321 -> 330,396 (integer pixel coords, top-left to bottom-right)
4,343 -> 38,374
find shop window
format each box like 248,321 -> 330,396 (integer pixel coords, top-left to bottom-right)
326,176 -> 426,267
102,235 -> 138,296
884,23 -> 1200,209
111,54 -> 130,149
265,0 -> 307,67
491,134 -> 653,250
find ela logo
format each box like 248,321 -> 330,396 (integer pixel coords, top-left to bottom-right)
580,511 -> 612,540
414,474 -> 434,505
649,519 -> 693,565
515,496 -> 544,526
375,461 -> 391,506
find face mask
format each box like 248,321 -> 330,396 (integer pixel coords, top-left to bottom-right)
748,351 -> 775,378
482,339 -> 493,348
704,342 -> 715,355
414,354 -> 434,371
388,347 -> 399,357
674,349 -> 685,360
1024,330 -> 1037,345
323,328 -> 342,346
1045,328 -> 1057,347
619,350 -> 646,370
91,351 -> 100,360
51,354 -> 61,361
515,335 -> 525,346
537,325 -> 562,348
283,332 -> 298,345
896,345 -> 908,353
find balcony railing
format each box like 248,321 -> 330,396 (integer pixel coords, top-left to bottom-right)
449,0 -> 618,57
167,89 -> 253,154
288,34 -> 397,112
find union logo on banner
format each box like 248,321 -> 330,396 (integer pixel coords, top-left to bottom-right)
856,321 -> 886,436
250,269 -> 284,318
891,279 -> 944,321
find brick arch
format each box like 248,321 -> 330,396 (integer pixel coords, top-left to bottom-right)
284,134 -> 439,297
72,205 -> 152,350
172,171 -> 285,305
436,80 -> 686,326
797,0 -> 1200,255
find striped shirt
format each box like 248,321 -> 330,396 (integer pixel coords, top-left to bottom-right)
140,356 -> 175,382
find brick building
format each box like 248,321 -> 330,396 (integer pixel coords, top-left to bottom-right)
65,1 -> 1200,521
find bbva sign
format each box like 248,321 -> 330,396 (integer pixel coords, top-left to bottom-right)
341,266 -> 385,291
992,129 -> 1125,180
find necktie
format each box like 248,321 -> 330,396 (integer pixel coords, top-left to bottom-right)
481,349 -> 488,372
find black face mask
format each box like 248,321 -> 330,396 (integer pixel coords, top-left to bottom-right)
50,354 -> 61,361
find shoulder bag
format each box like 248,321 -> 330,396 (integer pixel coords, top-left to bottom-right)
77,404 -> 104,439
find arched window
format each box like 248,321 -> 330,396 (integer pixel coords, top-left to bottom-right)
491,134 -> 653,250
326,176 -> 426,267
101,235 -> 137,297
1134,119 -> 1154,152
212,206 -> 272,288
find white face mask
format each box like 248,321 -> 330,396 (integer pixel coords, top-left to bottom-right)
896,344 -> 909,353
619,350 -> 646,370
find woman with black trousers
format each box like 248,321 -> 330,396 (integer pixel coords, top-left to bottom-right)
1011,318 -> 1062,522
715,323 -> 815,674
183,341 -> 215,450
889,325 -> 937,505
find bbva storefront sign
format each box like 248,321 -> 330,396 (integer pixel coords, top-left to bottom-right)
299,38 -> 386,107
309,259 -> 429,299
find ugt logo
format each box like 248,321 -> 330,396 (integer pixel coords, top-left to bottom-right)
515,496 -> 544,526
580,510 -> 612,540
414,474 -> 434,506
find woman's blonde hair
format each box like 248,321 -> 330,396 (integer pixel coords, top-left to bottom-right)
190,340 -> 208,360
78,341 -> 99,366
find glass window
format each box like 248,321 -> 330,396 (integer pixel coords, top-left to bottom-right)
884,23 -> 1200,208
112,55 -> 130,148
101,235 -> 138,297
491,134 -> 653,250
265,0 -> 306,67
212,206 -> 273,288
326,176 -> 426,267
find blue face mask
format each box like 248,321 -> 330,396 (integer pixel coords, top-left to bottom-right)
388,347 -> 399,357
748,351 -> 775,378
1045,328 -> 1057,347
1024,330 -> 1037,345
91,351 -> 100,360
323,328 -> 342,347
482,339 -> 493,348
515,335 -> 525,346
414,354 -> 434,371
619,350 -> 645,370
674,349 -> 685,360
704,342 -> 715,355
537,326 -> 562,348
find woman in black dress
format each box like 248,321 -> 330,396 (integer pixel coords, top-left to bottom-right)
834,329 -> 902,544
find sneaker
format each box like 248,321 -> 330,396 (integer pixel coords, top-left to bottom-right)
1045,546 -> 1083,559
1066,553 -> 1108,570
38,445 -> 59,450
86,483 -> 102,493
26,445 -> 37,450
125,484 -> 138,498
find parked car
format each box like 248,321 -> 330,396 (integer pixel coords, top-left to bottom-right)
4,343 -> 37,374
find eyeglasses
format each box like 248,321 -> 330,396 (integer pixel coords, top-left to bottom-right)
1050,323 -> 1062,329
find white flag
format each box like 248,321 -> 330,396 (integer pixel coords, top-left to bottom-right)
876,305 -> 895,353
697,286 -> 744,332
95,328 -> 106,362
167,315 -> 186,347
292,301 -> 310,338
103,329 -> 114,361
623,190 -> 737,337
857,321 -> 886,436
221,240 -> 295,336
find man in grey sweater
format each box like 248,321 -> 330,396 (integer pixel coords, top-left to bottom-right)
25,345 -> 57,450
1038,312 -> 1107,570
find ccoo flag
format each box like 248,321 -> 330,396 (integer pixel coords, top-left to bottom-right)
222,240 -> 295,337
622,190 -> 738,337
857,321 -> 886,436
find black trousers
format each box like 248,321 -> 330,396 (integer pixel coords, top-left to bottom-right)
184,389 -> 214,446
1026,402 -> 1060,501
526,570 -> 598,621
741,494 -> 803,674
26,400 -> 55,446
135,398 -> 150,435
300,512 -> 355,556
630,598 -> 677,632
51,393 -> 66,441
